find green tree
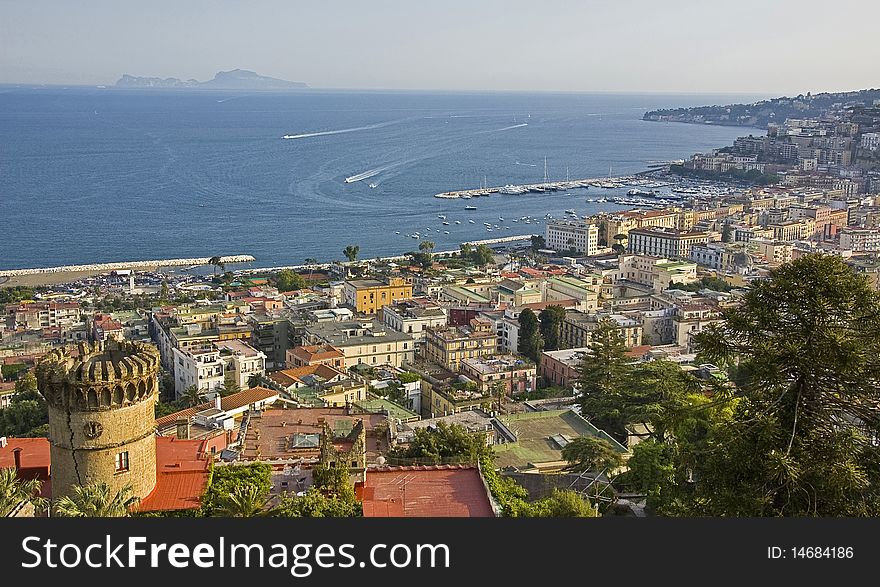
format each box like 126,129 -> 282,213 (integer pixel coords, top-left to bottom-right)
217,372 -> 241,397
612,233 -> 627,254
274,269 -> 306,292
561,436 -> 626,473
721,221 -> 732,242
530,235 -> 546,253
0,372 -> 49,438
216,484 -> 272,517
688,254 -> 880,516
343,245 -> 360,262
0,467 -> 47,516
472,244 -> 494,266
576,318 -> 631,441
200,463 -> 272,517
311,464 -> 357,501
182,385 -> 203,408
390,421 -> 489,464
528,489 -> 598,517
247,373 -> 268,388
53,483 -> 140,517
274,488 -> 362,517
518,308 -> 543,363
538,305 -> 567,351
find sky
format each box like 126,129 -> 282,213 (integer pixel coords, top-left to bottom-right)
1,0 -> 878,94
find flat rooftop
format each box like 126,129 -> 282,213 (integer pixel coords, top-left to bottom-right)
493,409 -> 625,471
240,407 -> 386,462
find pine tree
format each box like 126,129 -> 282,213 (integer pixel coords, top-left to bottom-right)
577,318 -> 631,441
518,308 -> 543,362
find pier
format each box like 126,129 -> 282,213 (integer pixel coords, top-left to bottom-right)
432,174 -> 641,199
0,255 -> 256,278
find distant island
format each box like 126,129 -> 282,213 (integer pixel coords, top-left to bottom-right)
644,88 -> 880,128
114,69 -> 308,90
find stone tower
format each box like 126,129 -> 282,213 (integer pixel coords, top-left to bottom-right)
35,340 -> 160,501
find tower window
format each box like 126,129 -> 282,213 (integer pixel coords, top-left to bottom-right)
115,451 -> 129,473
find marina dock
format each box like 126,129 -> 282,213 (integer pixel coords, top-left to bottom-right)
432,175 -> 641,199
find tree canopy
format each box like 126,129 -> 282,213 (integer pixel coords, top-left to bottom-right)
518,308 -> 543,363
624,255 -> 880,516
539,305 -> 567,351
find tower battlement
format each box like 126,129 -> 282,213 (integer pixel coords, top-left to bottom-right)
36,339 -> 160,412
35,339 -> 161,500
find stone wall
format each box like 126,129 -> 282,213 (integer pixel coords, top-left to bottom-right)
36,340 -> 161,501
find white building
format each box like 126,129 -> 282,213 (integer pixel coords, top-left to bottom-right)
172,347 -> 225,399
545,220 -> 599,255
627,228 -> 711,260
382,298 -> 448,347
861,133 -> 880,151
215,339 -> 267,389
839,227 -> 880,253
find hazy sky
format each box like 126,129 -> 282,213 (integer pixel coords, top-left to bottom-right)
2,0 -> 878,93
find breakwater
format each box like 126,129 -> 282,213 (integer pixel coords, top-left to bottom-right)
0,255 -> 256,278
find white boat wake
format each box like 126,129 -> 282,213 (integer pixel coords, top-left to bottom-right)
282,119 -> 401,140
344,161 -> 403,183
481,123 -> 528,134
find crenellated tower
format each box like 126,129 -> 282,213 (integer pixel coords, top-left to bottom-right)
35,340 -> 160,501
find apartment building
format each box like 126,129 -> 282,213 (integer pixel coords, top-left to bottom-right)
381,298 -> 448,346
215,339 -> 267,389
460,355 -> 536,395
545,220 -> 599,255
840,227 -> 880,252
560,310 -> 643,349
424,318 -> 498,371
302,319 -> 415,369
626,227 -> 711,260
343,277 -> 413,315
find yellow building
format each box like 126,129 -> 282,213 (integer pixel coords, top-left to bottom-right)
343,277 -> 413,315
424,318 -> 497,371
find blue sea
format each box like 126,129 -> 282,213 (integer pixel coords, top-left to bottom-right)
0,87 -> 755,271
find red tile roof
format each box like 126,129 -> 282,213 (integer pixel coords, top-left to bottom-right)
291,344 -> 345,362
625,345 -> 653,359
0,438 -> 51,498
358,465 -> 495,518
138,437 -> 211,512
155,387 -> 278,428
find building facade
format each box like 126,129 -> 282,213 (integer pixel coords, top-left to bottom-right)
545,221 -> 599,255
343,278 -> 413,315
626,228 -> 711,260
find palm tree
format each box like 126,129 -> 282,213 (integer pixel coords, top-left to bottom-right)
0,467 -> 47,517
419,240 -> 435,254
182,385 -> 203,408
343,245 -> 360,263
247,373 -> 267,389
53,482 -> 140,517
216,484 -> 272,517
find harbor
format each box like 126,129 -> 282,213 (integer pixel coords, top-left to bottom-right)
432,171 -> 675,200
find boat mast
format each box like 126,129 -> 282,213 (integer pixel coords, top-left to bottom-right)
543,157 -> 549,185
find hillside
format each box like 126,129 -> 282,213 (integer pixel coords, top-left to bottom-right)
644,88 -> 880,128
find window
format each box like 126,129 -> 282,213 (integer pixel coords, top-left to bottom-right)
115,451 -> 129,473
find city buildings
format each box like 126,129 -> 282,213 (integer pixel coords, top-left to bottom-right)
343,277 -> 413,315
544,220 -> 599,255
626,227 -> 712,260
